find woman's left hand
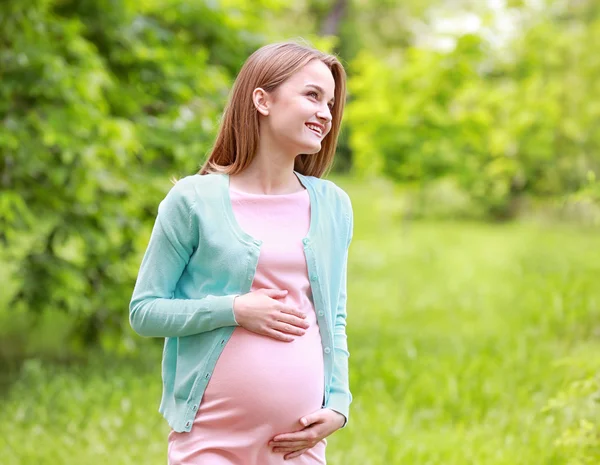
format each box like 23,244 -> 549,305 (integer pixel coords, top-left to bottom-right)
269,408 -> 346,460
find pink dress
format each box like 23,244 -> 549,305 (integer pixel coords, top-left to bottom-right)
167,186 -> 327,465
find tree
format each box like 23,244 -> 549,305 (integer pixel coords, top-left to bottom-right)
0,0 -> 273,350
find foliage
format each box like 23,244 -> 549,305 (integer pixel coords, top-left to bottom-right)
0,0 -> 274,349
0,0 -> 349,354
544,373 -> 600,465
3,178 -> 600,463
345,1 -> 600,219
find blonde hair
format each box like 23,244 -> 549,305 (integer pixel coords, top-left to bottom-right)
198,40 -> 347,178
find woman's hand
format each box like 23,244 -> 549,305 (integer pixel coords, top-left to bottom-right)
269,408 -> 346,459
233,289 -> 309,342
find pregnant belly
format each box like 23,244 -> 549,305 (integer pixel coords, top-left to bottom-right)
199,324 -> 325,433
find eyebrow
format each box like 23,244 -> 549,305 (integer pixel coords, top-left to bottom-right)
305,84 -> 335,105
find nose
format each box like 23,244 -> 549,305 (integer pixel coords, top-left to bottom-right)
316,106 -> 332,124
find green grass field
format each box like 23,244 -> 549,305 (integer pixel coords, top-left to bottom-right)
2,177 -> 599,464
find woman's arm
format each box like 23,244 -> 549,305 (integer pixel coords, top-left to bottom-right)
129,181 -> 239,338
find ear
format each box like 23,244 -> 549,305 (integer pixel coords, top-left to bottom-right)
252,87 -> 271,116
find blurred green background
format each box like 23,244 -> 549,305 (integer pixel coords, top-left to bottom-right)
1,0 -> 600,463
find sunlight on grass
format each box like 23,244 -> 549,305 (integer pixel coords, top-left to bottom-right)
2,176 -> 599,464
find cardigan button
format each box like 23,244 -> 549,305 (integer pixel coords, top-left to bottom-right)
324,347 -> 331,354
318,311 -> 324,317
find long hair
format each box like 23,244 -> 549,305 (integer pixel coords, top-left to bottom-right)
198,41 -> 347,178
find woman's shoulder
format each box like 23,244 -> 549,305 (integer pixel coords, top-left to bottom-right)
160,173 -> 225,216
171,172 -> 222,190
167,173 -> 223,198
304,175 -> 352,213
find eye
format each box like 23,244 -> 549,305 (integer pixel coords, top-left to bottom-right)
307,91 -> 334,109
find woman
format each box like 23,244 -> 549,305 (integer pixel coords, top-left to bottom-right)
129,41 -> 353,464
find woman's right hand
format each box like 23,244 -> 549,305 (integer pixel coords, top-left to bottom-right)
233,289 -> 309,342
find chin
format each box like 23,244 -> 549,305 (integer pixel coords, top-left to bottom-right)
301,141 -> 322,154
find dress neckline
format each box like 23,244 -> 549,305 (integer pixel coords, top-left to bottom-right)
229,186 -> 308,197
218,171 -> 316,247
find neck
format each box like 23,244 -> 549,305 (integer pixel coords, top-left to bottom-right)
230,139 -> 304,195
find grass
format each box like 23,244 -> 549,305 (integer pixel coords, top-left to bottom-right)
2,176 -> 600,464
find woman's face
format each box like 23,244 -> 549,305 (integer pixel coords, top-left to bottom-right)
257,60 -> 336,156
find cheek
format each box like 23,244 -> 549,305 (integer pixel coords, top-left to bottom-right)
270,100 -> 316,135
296,98 -> 318,117
270,116 -> 304,139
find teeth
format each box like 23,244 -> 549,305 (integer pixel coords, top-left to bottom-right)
306,124 -> 322,136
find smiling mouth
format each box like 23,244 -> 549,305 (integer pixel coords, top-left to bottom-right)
306,124 -> 323,138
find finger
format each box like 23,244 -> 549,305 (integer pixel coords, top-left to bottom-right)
273,321 -> 306,336
272,441 -> 310,449
262,289 -> 288,298
277,313 -> 310,330
279,305 -> 307,320
273,444 -> 309,452
272,430 -> 314,443
271,289 -> 288,298
285,448 -> 310,459
269,427 -> 321,446
300,412 -> 325,427
264,328 -> 294,342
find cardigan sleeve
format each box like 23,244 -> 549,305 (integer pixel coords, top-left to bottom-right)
325,190 -> 354,427
129,180 -> 240,338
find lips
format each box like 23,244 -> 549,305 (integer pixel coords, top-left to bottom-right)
306,123 -> 324,138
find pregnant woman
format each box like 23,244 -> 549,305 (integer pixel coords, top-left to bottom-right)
129,40 -> 353,464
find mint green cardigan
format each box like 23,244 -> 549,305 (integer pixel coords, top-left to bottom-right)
129,171 -> 353,433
